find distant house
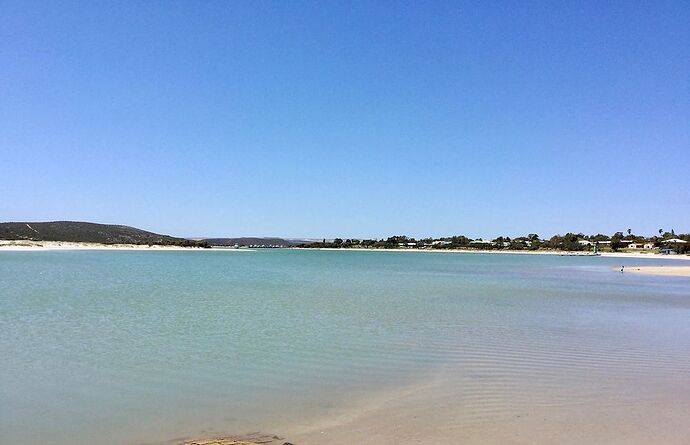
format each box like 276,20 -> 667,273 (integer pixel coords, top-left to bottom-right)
660,248 -> 678,255
663,238 -> 687,244
578,240 -> 593,246
595,240 -> 611,245
628,242 -> 655,249
432,240 -> 451,246
470,239 -> 492,245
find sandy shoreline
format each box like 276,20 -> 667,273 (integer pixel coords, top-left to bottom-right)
293,247 -> 690,261
2,241 -> 688,261
0,240 -> 252,251
620,266 -> 690,277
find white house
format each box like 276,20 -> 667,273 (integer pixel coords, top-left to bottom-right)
663,238 -> 687,244
643,243 -> 656,249
432,240 -> 451,246
470,239 -> 492,244
578,240 -> 593,246
628,243 -> 641,249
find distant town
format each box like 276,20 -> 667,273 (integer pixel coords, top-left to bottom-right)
291,230 -> 690,255
226,230 -> 689,255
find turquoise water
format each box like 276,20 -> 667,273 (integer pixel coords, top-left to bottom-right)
2,250 -> 690,444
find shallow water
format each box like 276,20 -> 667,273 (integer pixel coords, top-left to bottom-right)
1,250 -> 689,444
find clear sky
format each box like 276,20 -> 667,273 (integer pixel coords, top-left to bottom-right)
1,1 -> 688,239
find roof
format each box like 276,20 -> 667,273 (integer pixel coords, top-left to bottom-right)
664,238 -> 688,243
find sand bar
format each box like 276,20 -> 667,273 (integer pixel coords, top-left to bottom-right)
623,266 -> 690,277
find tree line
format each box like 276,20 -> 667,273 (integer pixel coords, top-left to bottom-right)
297,230 -> 690,254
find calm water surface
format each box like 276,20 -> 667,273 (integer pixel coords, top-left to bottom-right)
1,250 -> 689,444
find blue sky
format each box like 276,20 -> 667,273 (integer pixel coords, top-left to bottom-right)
1,1 -> 688,239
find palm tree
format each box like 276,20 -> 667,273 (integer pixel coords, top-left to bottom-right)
627,228 -> 632,237
659,228 -> 663,236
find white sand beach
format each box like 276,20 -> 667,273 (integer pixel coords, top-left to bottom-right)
621,266 -> 690,277
0,240 -> 199,251
0,240 -> 252,251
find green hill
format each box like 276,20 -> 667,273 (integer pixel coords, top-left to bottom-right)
203,237 -> 298,247
0,221 -> 206,246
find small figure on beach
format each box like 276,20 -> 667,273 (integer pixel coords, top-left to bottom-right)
621,265 -> 625,273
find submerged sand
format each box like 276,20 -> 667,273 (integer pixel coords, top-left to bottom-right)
278,365 -> 690,445
178,365 -> 690,445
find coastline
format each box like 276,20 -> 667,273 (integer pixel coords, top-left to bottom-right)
291,247 -> 690,261
2,241 -> 688,261
0,240 -> 250,252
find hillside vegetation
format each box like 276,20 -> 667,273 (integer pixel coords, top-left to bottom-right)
203,237 -> 298,247
0,221 -> 208,247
